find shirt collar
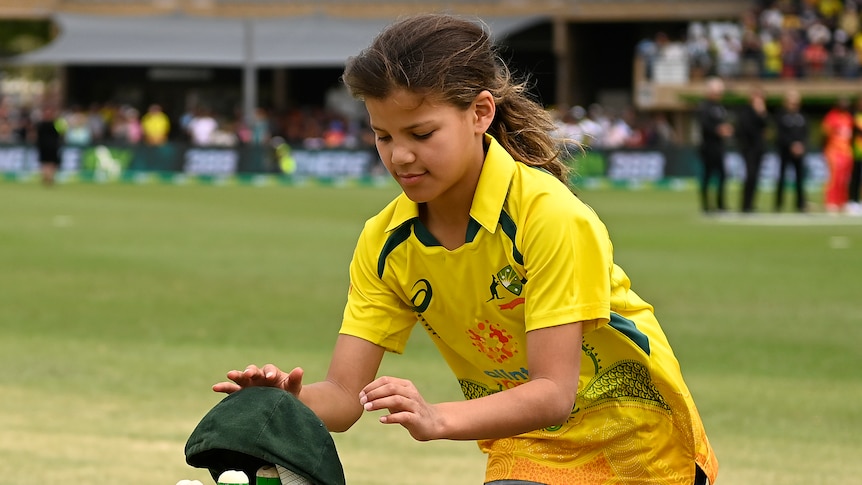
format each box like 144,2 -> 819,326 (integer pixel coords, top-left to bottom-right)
384,134 -> 515,234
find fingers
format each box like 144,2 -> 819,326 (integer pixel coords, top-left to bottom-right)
212,381 -> 242,394
261,363 -> 280,380
359,376 -> 419,413
285,367 -> 304,395
212,364 -> 295,395
240,363 -> 281,386
358,376 -> 439,441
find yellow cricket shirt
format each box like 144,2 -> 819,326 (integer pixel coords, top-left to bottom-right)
341,135 -> 718,484
141,111 -> 170,144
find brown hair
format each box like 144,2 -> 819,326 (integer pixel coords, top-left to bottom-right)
341,13 -> 570,183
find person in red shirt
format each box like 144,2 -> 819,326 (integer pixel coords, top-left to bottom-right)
821,98 -> 854,213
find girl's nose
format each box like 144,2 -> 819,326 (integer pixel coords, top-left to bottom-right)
390,143 -> 415,165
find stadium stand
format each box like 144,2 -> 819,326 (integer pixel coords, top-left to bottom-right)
0,0 -> 751,20
1,0 -> 860,148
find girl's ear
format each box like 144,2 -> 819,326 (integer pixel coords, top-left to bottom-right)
472,90 -> 496,134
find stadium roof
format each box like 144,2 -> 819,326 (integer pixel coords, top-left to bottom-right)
7,13 -> 547,67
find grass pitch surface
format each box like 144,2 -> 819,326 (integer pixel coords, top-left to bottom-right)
1,181 -> 860,484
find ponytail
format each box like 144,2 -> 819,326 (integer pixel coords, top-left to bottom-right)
488,71 -> 572,183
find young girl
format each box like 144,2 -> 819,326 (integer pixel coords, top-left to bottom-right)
214,14 -> 718,485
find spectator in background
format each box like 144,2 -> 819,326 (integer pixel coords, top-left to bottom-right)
99,102 -> 119,138
644,112 -> 677,147
603,107 -> 640,148
780,30 -> 804,78
798,1 -> 821,31
740,9 -> 764,77
848,95 -> 862,215
697,77 -> 734,214
63,106 -> 92,146
638,31 -> 679,81
817,0 -> 843,22
759,1 -> 784,36
141,104 -> 171,145
554,105 -> 586,147
249,107 -> 271,145
178,105 -> 195,143
323,119 -> 347,148
13,105 -> 32,143
87,102 -> 107,141
715,32 -> 742,78
806,18 -> 832,48
802,39 -> 829,77
187,107 -> 218,146
686,22 -> 713,79
267,136 -> 294,176
209,115 -> 239,147
761,33 -> 783,77
803,20 -> 831,77
779,1 -> 802,33
32,104 -> 63,187
830,30 -> 856,78
839,2 -> 859,39
855,28 -> 862,73
0,118 -> 16,143
125,107 -> 142,144
579,103 -> 608,148
110,107 -> 129,143
635,32 -> 661,79
109,105 -> 142,144
0,98 -> 21,143
737,86 -> 770,213
774,89 -> 809,213
821,97 -> 854,213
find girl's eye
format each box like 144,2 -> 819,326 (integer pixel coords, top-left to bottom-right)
414,132 -> 433,140
376,135 -> 391,143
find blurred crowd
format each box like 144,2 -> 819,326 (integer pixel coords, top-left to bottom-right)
638,0 -> 862,80
1,93 -> 665,152
0,96 -> 370,150
552,103 -> 678,150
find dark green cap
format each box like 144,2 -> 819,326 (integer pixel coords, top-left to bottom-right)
185,387 -> 345,485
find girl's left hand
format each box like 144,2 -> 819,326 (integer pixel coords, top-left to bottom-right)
359,376 -> 442,441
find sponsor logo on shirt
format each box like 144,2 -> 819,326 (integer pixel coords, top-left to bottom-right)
410,278 -> 432,313
468,319 -> 518,364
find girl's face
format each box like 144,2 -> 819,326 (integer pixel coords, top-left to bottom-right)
365,89 -> 493,205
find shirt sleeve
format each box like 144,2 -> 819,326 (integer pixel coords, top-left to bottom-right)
519,190 -> 613,334
339,223 -> 417,354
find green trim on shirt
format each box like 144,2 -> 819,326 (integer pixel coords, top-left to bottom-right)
608,312 -> 650,355
377,221 -> 413,278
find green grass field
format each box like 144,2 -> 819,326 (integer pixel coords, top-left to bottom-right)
1,180 -> 861,484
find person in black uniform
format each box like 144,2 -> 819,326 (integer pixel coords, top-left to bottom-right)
32,105 -> 63,187
697,77 -> 734,213
774,89 -> 808,213
736,87 -> 769,213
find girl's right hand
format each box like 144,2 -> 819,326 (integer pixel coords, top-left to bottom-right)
212,364 -> 304,396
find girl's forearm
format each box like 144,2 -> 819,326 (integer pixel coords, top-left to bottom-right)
299,380 -> 365,432
432,376 -> 576,441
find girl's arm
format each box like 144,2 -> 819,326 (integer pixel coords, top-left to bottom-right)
214,334 -> 385,433
302,334 -> 386,431
360,321 -> 584,441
